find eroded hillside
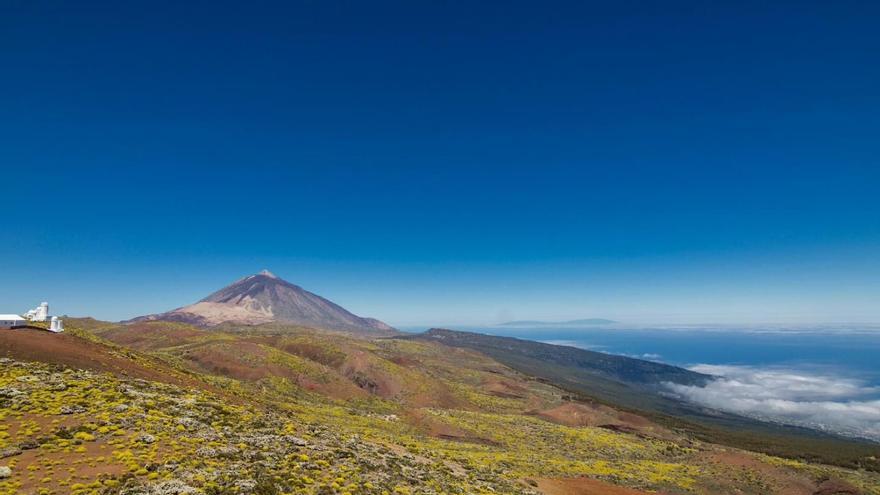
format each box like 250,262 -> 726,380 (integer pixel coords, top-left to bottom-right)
1,321 -> 878,495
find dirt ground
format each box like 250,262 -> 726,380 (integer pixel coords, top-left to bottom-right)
0,328 -> 227,398
535,476 -> 655,495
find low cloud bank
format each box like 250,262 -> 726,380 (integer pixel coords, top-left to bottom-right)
539,340 -> 604,350
664,364 -> 880,441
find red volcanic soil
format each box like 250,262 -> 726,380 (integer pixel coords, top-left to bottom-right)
533,402 -> 621,427
388,355 -> 421,367
813,479 -> 861,495
703,451 -> 861,495
340,350 -> 406,398
482,377 -> 529,398
179,340 -> 368,400
1,328 -> 163,379
245,335 -> 349,368
181,341 -> 278,381
0,328 -> 226,397
535,477 -> 655,495
98,322 -> 206,351
404,409 -> 499,446
531,402 -> 664,438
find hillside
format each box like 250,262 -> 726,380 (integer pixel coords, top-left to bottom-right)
129,270 -> 396,334
0,327 -> 225,397
407,328 -> 880,471
415,328 -> 709,386
1,320 -> 878,494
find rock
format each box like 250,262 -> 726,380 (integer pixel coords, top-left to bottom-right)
138,433 -> 157,444
0,447 -> 21,459
174,417 -> 204,430
195,447 -> 215,457
142,479 -> 198,494
193,430 -> 221,441
0,387 -> 23,398
0,466 -> 11,479
19,440 -> 39,450
282,436 -> 309,446
234,479 -> 256,492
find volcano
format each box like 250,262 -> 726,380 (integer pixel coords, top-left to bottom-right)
129,270 -> 395,333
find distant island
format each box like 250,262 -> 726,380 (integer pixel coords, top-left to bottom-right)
497,318 -> 617,327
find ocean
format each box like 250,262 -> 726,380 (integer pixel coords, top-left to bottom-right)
402,324 -> 880,440
464,325 -> 880,384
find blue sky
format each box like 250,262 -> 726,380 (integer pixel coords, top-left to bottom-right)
1,1 -> 878,325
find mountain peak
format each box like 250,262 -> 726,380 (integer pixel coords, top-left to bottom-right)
128,272 -> 396,334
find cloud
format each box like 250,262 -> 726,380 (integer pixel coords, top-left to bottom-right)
619,352 -> 664,361
539,340 -> 604,350
664,364 -> 880,441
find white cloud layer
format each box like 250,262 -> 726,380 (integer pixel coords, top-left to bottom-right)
664,364 -> 880,441
539,340 -> 605,350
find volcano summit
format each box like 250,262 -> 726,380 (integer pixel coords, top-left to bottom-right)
130,270 -> 395,333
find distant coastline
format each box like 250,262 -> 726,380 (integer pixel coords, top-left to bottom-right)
496,318 -> 617,327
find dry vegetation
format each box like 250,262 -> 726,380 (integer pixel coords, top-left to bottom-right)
0,320 -> 878,494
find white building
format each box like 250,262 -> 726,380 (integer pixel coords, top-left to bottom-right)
49,316 -> 64,333
7,301 -> 65,333
25,302 -> 49,322
0,315 -> 27,329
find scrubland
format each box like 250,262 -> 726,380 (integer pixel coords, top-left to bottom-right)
0,321 -> 878,494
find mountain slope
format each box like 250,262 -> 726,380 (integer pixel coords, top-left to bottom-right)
415,328 -> 709,386
129,270 -> 396,333
405,328 -> 880,471
4,319 -> 879,495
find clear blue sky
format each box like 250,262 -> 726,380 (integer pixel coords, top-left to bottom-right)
2,1 -> 878,325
